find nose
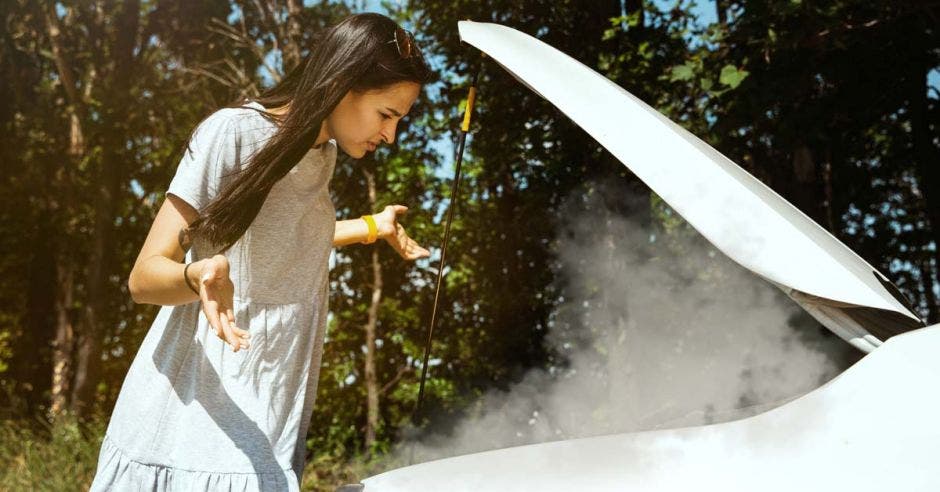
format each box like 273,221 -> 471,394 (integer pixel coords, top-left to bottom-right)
380,120 -> 397,145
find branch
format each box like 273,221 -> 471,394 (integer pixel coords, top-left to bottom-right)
178,64 -> 244,94
42,3 -> 86,157
221,57 -> 260,97
207,17 -> 282,84
815,19 -> 880,39
42,5 -> 83,112
380,365 -> 414,396
249,0 -> 283,58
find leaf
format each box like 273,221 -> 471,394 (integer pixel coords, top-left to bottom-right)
670,63 -> 695,82
627,10 -> 642,27
719,64 -> 749,88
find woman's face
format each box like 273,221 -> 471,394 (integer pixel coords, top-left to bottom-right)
325,81 -> 421,158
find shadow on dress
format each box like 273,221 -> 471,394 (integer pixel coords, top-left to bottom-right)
149,300 -> 311,487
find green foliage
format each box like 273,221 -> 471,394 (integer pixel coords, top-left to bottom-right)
0,415 -> 106,491
718,64 -> 749,88
670,61 -> 696,82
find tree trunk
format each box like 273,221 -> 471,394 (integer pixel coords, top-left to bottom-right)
49,261 -> 76,419
70,0 -> 140,419
284,0 -> 303,71
362,169 -> 382,451
43,3 -> 86,420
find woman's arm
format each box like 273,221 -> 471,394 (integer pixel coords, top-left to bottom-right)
333,218 -> 372,248
333,205 -> 430,261
129,194 -> 249,351
129,195 -> 207,305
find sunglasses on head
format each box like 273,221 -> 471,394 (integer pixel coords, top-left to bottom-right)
387,26 -> 416,58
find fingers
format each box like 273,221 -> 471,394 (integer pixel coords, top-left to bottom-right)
203,300 -> 226,343
399,237 -> 430,260
385,224 -> 430,260
409,240 -> 430,259
218,310 -> 242,352
200,268 -> 248,352
227,306 -> 251,349
199,275 -> 226,343
415,244 -> 430,258
207,310 -> 249,352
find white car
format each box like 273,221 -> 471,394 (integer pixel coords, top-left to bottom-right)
339,21 -> 934,491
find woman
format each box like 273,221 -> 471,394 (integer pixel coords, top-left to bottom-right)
90,13 -> 433,491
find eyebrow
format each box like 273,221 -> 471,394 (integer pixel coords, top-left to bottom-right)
385,107 -> 405,117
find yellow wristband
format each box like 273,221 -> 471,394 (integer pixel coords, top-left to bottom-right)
361,215 -> 378,244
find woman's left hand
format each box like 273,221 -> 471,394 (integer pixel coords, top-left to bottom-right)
373,205 -> 431,261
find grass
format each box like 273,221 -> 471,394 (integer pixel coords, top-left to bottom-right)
0,413 -> 105,491
0,414 -> 398,491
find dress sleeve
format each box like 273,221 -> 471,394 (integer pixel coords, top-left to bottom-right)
166,110 -> 238,213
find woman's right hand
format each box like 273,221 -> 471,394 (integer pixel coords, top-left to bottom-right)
196,254 -> 250,352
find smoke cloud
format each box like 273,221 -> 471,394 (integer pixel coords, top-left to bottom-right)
397,180 -> 859,464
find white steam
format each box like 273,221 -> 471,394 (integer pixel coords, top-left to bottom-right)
398,183 -> 858,464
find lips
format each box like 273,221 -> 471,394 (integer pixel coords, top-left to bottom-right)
366,142 -> 377,151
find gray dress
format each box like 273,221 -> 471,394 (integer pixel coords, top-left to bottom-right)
90,101 -> 338,491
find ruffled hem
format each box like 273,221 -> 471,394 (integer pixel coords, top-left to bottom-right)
89,434 -> 301,492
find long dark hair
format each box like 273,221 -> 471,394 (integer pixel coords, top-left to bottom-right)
186,13 -> 433,254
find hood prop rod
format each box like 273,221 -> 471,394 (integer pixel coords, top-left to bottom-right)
409,52 -> 486,465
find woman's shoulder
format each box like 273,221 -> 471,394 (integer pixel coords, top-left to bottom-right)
198,102 -> 277,147
211,102 -> 275,129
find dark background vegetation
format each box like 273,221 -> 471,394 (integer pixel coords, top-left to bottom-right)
1,0 -> 937,489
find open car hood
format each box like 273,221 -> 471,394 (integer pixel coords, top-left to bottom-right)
453,21 -> 922,352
